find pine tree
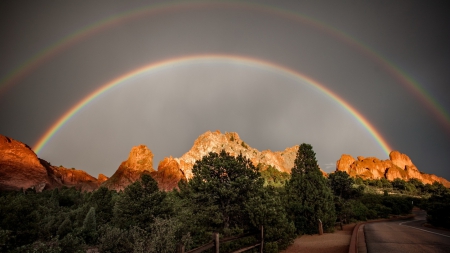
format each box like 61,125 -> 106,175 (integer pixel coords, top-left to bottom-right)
185,150 -> 264,232
286,144 -> 336,234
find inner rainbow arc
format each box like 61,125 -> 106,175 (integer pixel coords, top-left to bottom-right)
33,54 -> 393,156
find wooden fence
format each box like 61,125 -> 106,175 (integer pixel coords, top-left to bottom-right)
177,225 -> 264,253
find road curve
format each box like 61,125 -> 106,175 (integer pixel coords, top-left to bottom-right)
363,210 -> 450,253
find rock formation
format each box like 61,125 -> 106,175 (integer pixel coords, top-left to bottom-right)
336,151 -> 450,187
0,134 -> 104,192
103,130 -> 328,191
101,145 -> 155,191
0,134 -> 57,191
157,130 -> 325,184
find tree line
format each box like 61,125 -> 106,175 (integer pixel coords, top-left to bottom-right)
1,144 -> 448,252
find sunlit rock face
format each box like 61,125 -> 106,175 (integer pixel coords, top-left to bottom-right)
0,134 -> 56,191
158,130 -> 327,183
50,166 -> 101,192
336,151 -> 450,187
0,134 -> 103,192
98,174 -> 109,183
102,145 -> 155,191
151,157 -> 186,191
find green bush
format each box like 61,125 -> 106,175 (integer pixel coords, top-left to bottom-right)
426,193 -> 450,229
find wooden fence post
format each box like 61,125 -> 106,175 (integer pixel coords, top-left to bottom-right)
177,243 -> 185,253
213,232 -> 219,253
260,225 -> 264,253
318,219 -> 323,235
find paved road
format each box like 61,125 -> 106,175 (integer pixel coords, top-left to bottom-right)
363,210 -> 450,253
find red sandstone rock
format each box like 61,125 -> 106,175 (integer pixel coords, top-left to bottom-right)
0,135 -> 60,191
336,155 -> 356,175
335,151 -> 450,187
0,134 -> 103,192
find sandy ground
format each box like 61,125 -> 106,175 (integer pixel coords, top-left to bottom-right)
280,223 -> 356,253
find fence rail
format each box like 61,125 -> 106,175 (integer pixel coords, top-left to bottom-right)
178,225 -> 264,253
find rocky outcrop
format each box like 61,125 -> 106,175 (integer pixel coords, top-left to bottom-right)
336,151 -> 450,187
0,134 -> 104,191
0,135 -> 59,191
101,145 -> 155,191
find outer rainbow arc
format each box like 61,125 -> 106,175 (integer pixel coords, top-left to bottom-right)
1,1 -> 448,131
33,54 -> 393,156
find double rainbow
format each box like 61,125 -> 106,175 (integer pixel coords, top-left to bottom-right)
1,1 -> 443,155
1,1 -> 448,131
33,54 -> 393,155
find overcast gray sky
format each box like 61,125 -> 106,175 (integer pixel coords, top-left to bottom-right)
1,0 -> 449,180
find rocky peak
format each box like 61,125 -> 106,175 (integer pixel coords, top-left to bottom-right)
122,145 -> 154,172
101,144 -> 154,191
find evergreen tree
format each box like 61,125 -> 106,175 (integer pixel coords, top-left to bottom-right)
286,144 -> 336,234
181,150 -> 264,241
245,186 -> 296,252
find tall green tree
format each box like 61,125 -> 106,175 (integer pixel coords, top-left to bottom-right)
183,150 -> 264,233
286,144 -> 336,234
245,186 -> 296,252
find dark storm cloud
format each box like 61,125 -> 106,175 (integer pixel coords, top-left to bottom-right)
0,0 -> 449,179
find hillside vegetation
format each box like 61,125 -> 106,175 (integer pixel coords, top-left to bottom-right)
1,144 -> 448,253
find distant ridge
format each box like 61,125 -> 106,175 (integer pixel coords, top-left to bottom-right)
1,132 -> 449,192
